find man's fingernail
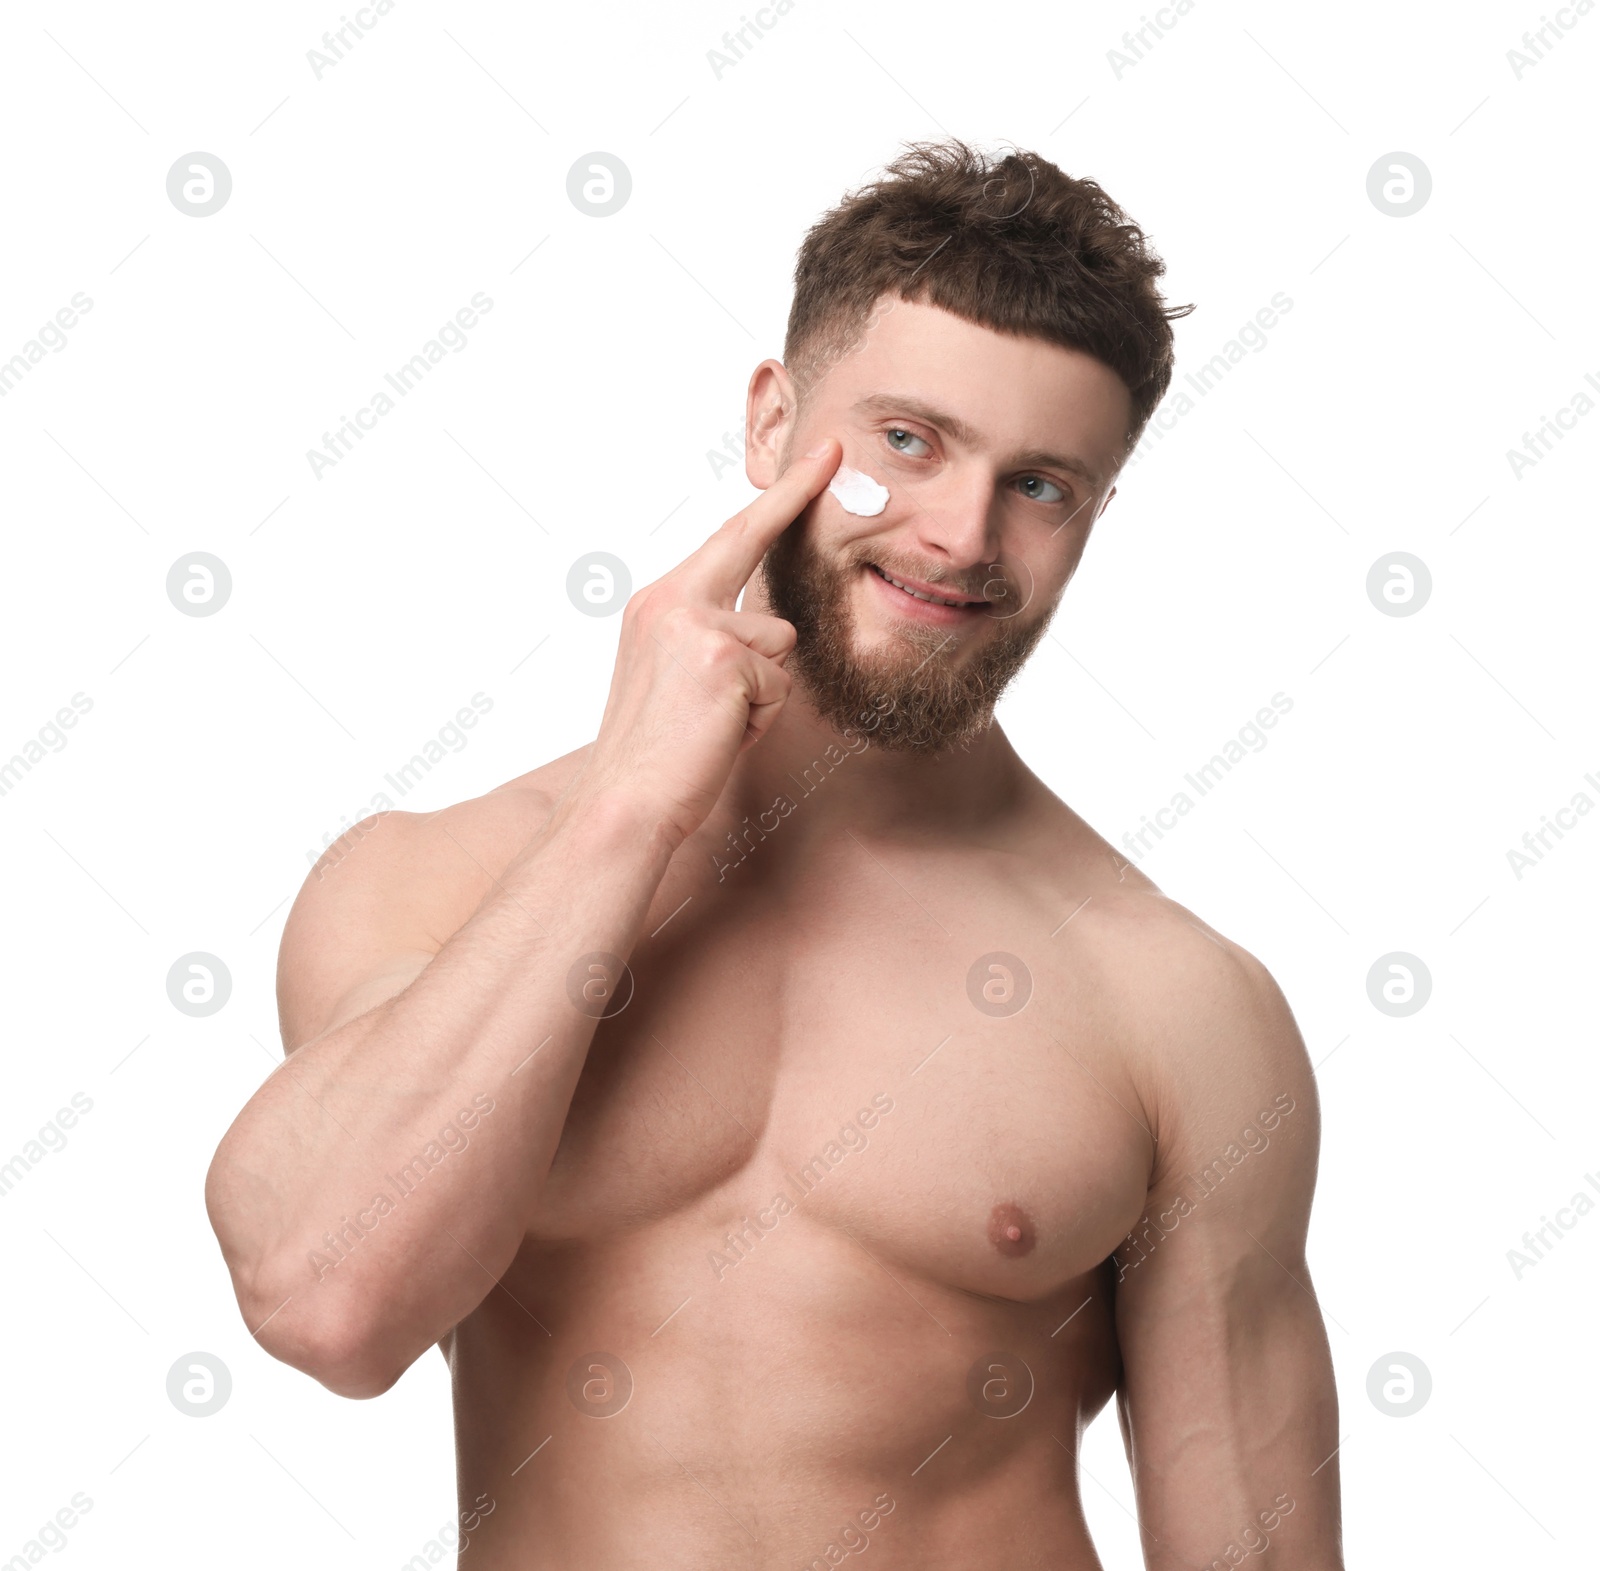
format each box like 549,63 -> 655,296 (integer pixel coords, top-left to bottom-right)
804,440 -> 834,458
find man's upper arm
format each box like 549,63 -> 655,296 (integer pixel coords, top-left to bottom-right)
275,809 -> 453,1055
1113,918 -> 1343,1569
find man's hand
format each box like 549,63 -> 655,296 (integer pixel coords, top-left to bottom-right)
566,437 -> 840,850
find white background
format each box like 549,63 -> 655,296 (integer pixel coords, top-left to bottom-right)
1,0 -> 1595,1565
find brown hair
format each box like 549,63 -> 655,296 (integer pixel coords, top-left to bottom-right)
783,139 -> 1193,451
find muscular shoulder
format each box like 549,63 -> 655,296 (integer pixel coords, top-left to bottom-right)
1088,906 -> 1317,1225
1013,791 -> 1317,1186
275,749 -> 586,1050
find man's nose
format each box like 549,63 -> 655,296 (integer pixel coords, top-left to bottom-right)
905,468 -> 1000,572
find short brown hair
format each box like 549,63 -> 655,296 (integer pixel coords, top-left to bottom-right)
784,140 -> 1193,451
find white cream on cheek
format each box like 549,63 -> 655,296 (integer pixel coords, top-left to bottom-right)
827,464 -> 890,517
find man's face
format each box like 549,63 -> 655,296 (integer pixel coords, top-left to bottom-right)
750,297 -> 1133,752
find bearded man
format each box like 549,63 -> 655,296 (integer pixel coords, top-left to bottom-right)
207,140 -> 1344,1570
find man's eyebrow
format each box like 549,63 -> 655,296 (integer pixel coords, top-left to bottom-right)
850,392 -> 1103,489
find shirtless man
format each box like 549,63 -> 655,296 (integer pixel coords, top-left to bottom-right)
206,142 -> 1343,1568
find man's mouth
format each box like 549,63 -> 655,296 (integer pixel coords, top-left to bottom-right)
867,562 -> 988,610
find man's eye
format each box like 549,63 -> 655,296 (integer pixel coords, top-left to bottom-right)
1017,474 -> 1066,504
884,427 -> 931,457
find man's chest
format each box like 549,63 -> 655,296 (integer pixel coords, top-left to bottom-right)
529,880 -> 1155,1304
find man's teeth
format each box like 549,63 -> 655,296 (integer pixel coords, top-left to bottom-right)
872,564 -> 975,608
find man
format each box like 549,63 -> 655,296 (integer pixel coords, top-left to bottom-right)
207,140 -> 1343,1568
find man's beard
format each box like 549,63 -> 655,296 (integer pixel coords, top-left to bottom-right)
760,521 -> 1055,754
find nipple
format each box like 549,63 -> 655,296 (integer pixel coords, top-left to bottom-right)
987,1201 -> 1035,1258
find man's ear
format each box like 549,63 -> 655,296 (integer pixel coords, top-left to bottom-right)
745,359 -> 796,490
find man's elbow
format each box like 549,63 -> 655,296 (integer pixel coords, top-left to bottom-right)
205,1156 -> 416,1399
235,1274 -> 414,1401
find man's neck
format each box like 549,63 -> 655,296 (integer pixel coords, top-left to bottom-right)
718,683 -> 1027,846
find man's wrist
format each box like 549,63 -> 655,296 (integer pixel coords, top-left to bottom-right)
540,784 -> 682,873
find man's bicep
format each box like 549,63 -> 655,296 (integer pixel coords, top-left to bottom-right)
1112,932 -> 1341,1566
275,810 -> 447,1054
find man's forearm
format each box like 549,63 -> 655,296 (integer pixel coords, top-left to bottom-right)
205,790 -> 673,1397
1128,1287 -> 1344,1570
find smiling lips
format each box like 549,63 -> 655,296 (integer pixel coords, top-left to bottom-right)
868,562 -> 988,612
